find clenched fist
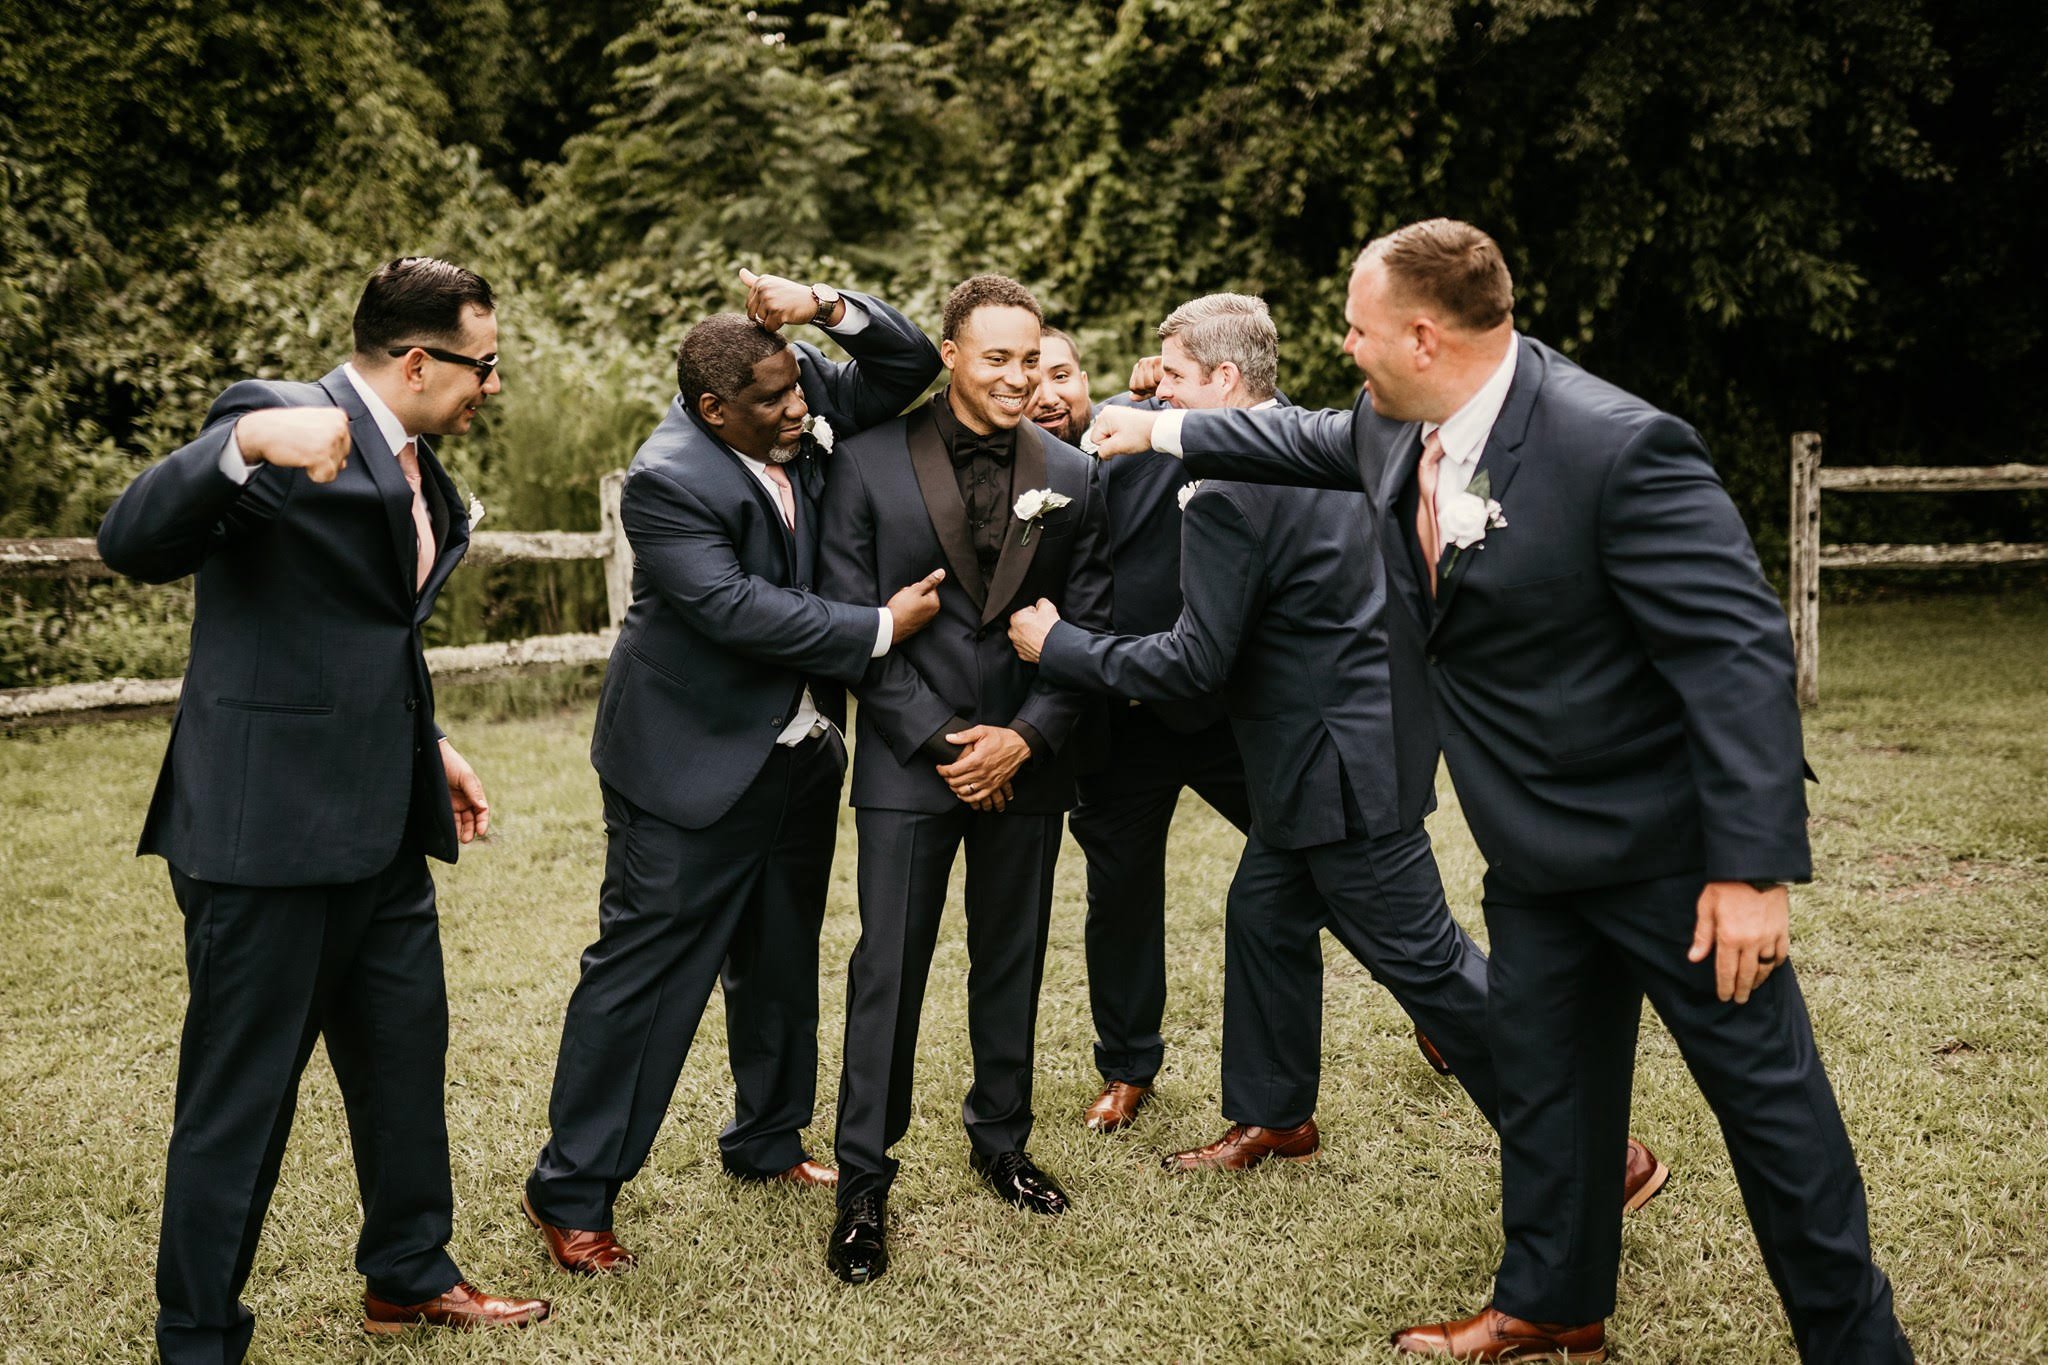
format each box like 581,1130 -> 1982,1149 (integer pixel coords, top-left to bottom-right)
738,267 -> 843,331
236,408 -> 352,484
885,568 -> 948,643
1082,404 -> 1162,460
1126,354 -> 1164,400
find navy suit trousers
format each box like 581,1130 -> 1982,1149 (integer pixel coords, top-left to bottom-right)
1068,706 -> 1252,1085
1221,821 -> 1497,1129
527,732 -> 843,1228
156,856 -> 460,1365
1484,870 -> 1911,1362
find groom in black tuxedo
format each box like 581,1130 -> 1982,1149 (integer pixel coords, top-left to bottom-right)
98,258 -> 548,1361
1085,220 -> 1911,1363
522,273 -> 944,1274
816,274 -> 1113,1283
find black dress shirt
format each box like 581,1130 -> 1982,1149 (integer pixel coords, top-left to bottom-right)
933,392 -> 1017,583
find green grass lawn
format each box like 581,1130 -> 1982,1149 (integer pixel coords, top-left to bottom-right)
2,596 -> 2044,1362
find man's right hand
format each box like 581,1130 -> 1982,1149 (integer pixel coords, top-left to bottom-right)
235,408 -> 351,484
1083,404 -> 1162,460
885,568 -> 947,642
1126,354 -> 1164,400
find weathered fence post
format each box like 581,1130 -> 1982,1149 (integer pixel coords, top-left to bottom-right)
1790,431 -> 1822,707
600,470 -> 632,630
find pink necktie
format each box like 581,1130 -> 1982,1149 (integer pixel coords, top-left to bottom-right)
1415,429 -> 1447,596
394,440 -> 436,592
763,462 -> 796,529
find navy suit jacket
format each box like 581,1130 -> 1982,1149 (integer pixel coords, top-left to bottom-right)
818,399 -> 1114,814
1176,335 -> 1811,893
1094,394 -> 1224,734
97,368 -> 470,887
1038,479 -> 1434,849
590,292 -> 941,829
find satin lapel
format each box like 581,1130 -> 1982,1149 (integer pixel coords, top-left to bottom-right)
908,407 -> 986,606
320,370 -> 416,595
980,424 -> 1048,626
412,437 -> 471,620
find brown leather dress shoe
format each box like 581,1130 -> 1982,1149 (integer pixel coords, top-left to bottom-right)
1622,1137 -> 1670,1214
1084,1081 -> 1153,1132
1391,1304 -> 1606,1360
1161,1118 -> 1319,1172
723,1156 -> 839,1187
1416,1026 -> 1454,1076
768,1159 -> 838,1188
362,1281 -> 550,1334
522,1193 -> 638,1276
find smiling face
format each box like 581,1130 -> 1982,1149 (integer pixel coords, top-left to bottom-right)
1154,334 -> 1242,411
403,305 -> 502,437
700,348 -> 808,462
940,304 -> 1042,433
1028,332 -> 1091,442
1341,257 -> 1437,423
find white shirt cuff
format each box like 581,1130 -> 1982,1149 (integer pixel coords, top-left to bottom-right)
873,608 -> 893,657
1152,408 -> 1186,457
218,427 -> 257,485
821,297 -> 870,336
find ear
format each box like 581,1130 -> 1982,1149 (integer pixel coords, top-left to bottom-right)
939,338 -> 958,373
1411,317 -> 1443,368
1213,360 -> 1242,397
402,349 -> 429,392
696,392 -> 726,428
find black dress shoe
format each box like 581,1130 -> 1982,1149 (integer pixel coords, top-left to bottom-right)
969,1150 -> 1071,1216
827,1194 -> 888,1285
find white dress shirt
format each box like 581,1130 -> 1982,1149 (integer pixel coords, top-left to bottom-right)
1420,337 -> 1518,528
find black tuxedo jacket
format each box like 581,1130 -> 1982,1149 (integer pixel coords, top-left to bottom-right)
97,368 -> 470,887
591,291 -> 941,829
818,399 -> 1114,814
1176,335 -> 1811,893
1038,478 -> 1432,848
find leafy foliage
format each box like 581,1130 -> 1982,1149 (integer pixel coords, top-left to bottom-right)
1,0 -> 2040,685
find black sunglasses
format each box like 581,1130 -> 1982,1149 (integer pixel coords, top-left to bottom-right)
387,344 -> 498,381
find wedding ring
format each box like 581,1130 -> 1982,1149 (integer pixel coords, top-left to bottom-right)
966,783 -> 977,793
1758,953 -> 1780,964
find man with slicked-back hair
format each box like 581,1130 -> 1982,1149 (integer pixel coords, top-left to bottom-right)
99,256 -> 549,1358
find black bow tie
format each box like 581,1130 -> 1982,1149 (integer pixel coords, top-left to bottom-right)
949,432 -> 1014,469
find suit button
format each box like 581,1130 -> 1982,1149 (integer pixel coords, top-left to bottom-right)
798,582 -> 810,591
974,628 -> 987,641
771,716 -> 784,727
405,697 -> 418,711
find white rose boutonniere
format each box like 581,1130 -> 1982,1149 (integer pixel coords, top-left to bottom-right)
803,413 -> 834,453
1438,470 -> 1507,575
1176,479 -> 1204,511
1013,487 -> 1072,545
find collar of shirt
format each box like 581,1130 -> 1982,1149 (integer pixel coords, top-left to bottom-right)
342,363 -> 419,459
1249,397 -> 1279,411
931,389 -> 1017,462
1422,337 -> 1518,486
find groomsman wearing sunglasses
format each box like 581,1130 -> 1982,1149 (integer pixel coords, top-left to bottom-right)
99,257 -> 548,1359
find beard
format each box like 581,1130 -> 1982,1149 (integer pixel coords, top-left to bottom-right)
766,442 -> 801,465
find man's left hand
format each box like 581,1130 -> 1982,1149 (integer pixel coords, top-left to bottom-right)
441,739 -> 491,844
738,267 -> 843,330
1688,880 -> 1791,1004
937,725 -> 1031,810
1009,598 -> 1061,663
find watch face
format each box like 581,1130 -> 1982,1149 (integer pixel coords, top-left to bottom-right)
812,283 -> 841,307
